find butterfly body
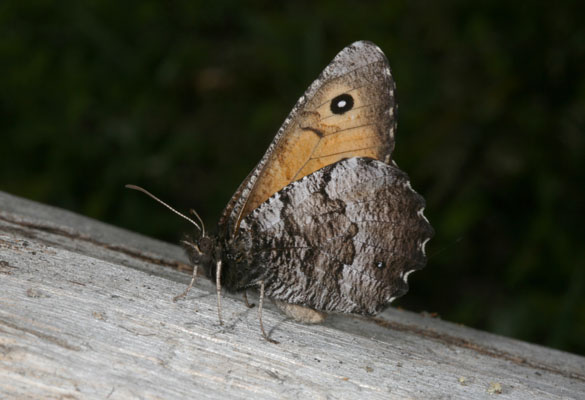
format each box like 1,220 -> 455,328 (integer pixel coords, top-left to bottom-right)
184,41 -> 433,329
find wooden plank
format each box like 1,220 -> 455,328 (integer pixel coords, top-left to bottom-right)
1,191 -> 584,399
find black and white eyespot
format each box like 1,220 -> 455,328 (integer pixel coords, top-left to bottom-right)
330,93 -> 354,115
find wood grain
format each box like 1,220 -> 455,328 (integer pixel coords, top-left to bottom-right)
1,191 -> 584,399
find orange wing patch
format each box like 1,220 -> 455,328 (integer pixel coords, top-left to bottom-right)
239,73 -> 395,225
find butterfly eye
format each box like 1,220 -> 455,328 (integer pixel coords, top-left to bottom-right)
330,93 -> 354,115
376,261 -> 385,269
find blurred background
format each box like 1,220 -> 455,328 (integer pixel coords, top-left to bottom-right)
1,1 -> 584,355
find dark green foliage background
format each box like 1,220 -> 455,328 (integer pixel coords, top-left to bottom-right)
2,1 -> 584,354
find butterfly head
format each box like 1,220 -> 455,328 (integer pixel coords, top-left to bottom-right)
124,184 -> 218,276
181,233 -> 220,279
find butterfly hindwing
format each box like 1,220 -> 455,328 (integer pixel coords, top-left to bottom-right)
225,157 -> 433,315
219,41 -> 397,237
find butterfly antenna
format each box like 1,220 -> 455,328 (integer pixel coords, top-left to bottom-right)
125,184 -> 202,233
189,209 -> 206,237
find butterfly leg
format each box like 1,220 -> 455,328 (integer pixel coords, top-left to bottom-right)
216,260 -> 223,325
174,239 -> 203,302
172,264 -> 198,302
258,280 -> 278,344
243,290 -> 255,308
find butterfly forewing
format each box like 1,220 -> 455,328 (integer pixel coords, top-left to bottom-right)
218,41 -> 397,237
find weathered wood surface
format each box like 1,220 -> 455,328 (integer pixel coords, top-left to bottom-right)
1,190 -> 584,400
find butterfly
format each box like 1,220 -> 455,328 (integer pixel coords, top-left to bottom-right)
129,41 -> 433,343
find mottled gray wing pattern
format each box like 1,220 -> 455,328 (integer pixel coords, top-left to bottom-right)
231,157 -> 433,315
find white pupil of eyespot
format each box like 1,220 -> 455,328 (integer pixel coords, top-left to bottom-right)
337,100 -> 346,108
